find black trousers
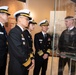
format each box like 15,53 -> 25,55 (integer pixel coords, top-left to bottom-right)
0,54 -> 7,75
0,64 -> 6,75
33,58 -> 48,75
8,61 -> 29,75
58,57 -> 76,75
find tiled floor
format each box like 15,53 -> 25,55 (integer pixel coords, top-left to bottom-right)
6,56 -> 69,75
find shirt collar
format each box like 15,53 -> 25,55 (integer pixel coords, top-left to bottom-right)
17,25 -> 24,31
42,31 -> 46,35
0,22 -> 4,27
68,26 -> 74,30
27,29 -> 31,34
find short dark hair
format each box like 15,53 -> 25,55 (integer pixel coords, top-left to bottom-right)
65,16 -> 74,19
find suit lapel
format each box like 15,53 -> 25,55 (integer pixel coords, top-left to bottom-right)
0,24 -> 4,31
41,32 -> 44,39
0,24 -> 7,38
15,25 -> 23,33
41,32 -> 48,41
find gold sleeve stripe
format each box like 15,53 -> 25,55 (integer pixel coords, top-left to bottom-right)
47,49 -> 51,53
6,42 -> 8,45
23,57 -> 31,67
38,50 -> 44,56
30,53 -> 33,58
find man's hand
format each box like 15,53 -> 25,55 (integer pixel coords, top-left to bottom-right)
28,59 -> 35,70
43,54 -> 48,59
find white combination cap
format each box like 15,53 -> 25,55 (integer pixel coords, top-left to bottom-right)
39,20 -> 49,26
14,9 -> 32,20
0,6 -> 10,15
29,18 -> 37,24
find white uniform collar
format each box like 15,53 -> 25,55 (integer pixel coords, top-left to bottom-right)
27,29 -> 31,34
17,25 -> 24,31
68,26 -> 74,30
42,31 -> 46,35
0,22 -> 4,27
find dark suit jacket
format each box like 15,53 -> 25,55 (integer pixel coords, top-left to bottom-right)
23,30 -> 34,59
0,24 -> 7,66
58,27 -> 76,53
23,30 -> 33,53
8,25 -> 32,75
34,32 -> 52,60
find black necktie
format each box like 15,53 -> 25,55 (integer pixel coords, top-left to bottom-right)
44,34 -> 47,39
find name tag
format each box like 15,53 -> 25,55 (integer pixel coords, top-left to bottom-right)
39,39 -> 43,41
0,32 -> 4,34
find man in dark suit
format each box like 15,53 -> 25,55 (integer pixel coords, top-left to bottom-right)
33,20 -> 52,75
23,19 -> 37,60
0,6 -> 10,75
8,9 -> 34,75
58,16 -> 76,75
